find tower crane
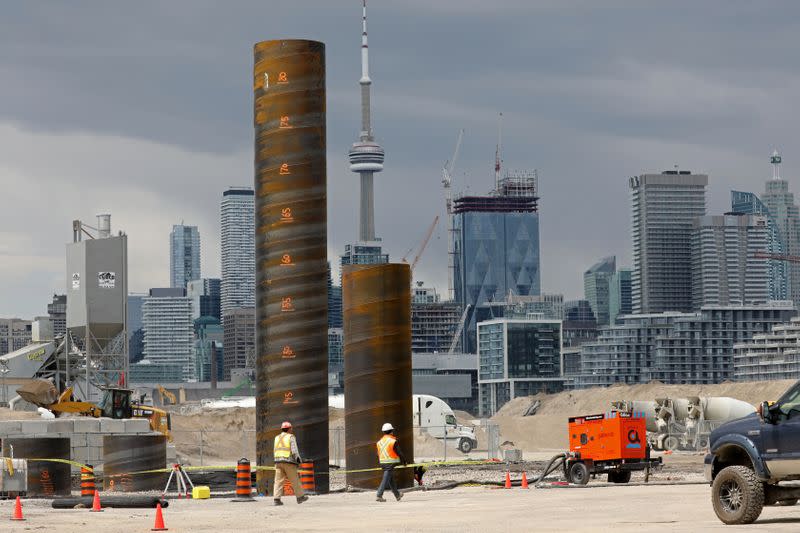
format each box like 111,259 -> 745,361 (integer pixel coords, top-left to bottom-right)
753,251 -> 800,263
442,129 -> 464,301
402,216 -> 439,271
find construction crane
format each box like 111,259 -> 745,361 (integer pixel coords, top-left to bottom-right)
442,129 -> 464,301
448,304 -> 471,354
753,251 -> 800,263
402,216 -> 439,271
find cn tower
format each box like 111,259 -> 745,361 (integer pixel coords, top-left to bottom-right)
348,0 -> 384,242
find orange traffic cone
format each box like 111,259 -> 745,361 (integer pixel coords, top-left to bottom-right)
521,472 -> 529,489
151,503 -> 168,531
504,471 -> 512,489
11,496 -> 25,521
90,489 -> 104,512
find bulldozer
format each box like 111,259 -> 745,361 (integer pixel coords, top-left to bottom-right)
16,379 -> 172,441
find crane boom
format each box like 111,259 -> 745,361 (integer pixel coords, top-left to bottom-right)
753,251 -> 800,263
448,304 -> 471,354
410,216 -> 439,271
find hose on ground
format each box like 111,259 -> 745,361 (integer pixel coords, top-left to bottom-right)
534,453 -> 569,486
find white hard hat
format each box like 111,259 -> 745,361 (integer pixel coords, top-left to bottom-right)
381,423 -> 394,432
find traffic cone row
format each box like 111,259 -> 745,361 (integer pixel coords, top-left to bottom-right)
503,471 -> 530,489
9,491 -> 167,531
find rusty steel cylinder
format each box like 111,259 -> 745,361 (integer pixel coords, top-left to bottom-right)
343,263 -> 414,489
2,437 -> 71,497
254,39 -> 329,495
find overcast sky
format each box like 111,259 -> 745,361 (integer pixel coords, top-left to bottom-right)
2,1 -> 800,318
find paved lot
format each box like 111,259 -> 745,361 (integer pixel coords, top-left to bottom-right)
4,483 -> 800,532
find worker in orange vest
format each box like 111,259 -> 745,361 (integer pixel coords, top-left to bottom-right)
273,421 -> 309,506
376,422 -> 407,502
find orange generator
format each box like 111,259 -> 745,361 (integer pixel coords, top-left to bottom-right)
563,410 -> 661,485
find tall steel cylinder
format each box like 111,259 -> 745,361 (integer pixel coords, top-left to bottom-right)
254,39 -> 329,495
343,263 -> 414,489
2,438 -> 70,497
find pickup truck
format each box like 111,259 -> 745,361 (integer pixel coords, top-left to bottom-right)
704,379 -> 800,524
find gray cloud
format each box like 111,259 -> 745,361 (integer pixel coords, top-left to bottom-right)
2,1 -> 800,317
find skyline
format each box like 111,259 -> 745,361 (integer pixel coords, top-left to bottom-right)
3,1 -> 800,317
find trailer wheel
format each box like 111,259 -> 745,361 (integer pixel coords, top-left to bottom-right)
568,462 -> 589,485
458,438 -> 473,454
711,465 -> 764,525
608,471 -> 632,484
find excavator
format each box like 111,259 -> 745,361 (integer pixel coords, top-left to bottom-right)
16,379 -> 172,441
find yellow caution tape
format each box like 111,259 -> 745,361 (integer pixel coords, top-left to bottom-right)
0,456 -> 94,472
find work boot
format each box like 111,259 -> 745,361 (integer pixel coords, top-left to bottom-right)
395,493 -> 403,502
274,499 -> 283,506
297,495 -> 309,504
376,496 -> 386,502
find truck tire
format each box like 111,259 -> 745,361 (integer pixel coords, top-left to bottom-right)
458,438 -> 473,454
568,462 -> 589,485
711,465 -> 764,525
608,471 -> 632,484
663,436 -> 680,451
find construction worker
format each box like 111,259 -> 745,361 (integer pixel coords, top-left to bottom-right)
273,421 -> 309,506
376,422 -> 407,502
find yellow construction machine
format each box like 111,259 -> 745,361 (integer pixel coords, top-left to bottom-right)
16,379 -> 172,441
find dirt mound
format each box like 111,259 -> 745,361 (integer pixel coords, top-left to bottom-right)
490,380 -> 798,452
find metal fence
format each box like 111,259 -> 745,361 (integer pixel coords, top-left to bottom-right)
171,423 -> 500,468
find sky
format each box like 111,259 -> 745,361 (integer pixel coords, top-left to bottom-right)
2,1 -> 800,318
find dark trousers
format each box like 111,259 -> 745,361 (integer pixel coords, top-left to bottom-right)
376,466 -> 400,499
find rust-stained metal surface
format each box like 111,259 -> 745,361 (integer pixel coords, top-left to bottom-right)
2,437 -> 70,497
253,39 -> 329,495
343,263 -> 414,489
103,435 -> 167,492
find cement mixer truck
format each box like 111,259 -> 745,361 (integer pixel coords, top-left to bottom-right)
613,397 -> 755,451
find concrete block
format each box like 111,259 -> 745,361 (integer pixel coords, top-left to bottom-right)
87,434 -> 105,447
124,419 -> 152,433
0,421 -> 23,436
72,448 -> 89,464
99,418 -> 127,433
47,419 -> 75,434
70,433 -> 88,447
73,418 -> 101,433
20,420 -> 51,435
88,448 -> 103,462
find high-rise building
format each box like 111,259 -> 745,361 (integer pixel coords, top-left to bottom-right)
0,318 -> 31,355
127,293 -> 146,364
630,171 -> 708,313
187,278 -> 221,321
734,317 -> 800,381
609,268 -> 632,325
731,190 -> 789,301
47,294 -> 67,338
477,318 -> 563,416
136,288 -> 194,382
328,327 -> 344,394
574,303 -> 797,388
327,263 -> 342,329
691,214 -> 770,309
563,299 -> 598,348
194,317 -> 223,382
411,298 -> 461,354
759,150 -> 800,307
170,224 -> 201,289
220,187 -> 255,316
222,307 -> 255,380
454,172 -> 540,353
583,256 -> 615,326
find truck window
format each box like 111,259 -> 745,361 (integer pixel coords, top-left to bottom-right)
778,383 -> 800,419
445,414 -> 456,426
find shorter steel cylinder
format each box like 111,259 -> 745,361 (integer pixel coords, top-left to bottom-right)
103,435 -> 166,492
234,458 -> 255,501
343,263 -> 414,489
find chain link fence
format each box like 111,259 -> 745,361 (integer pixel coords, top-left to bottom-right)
171,423 -> 501,468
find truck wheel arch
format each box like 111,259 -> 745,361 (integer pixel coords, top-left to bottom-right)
712,443 -> 761,480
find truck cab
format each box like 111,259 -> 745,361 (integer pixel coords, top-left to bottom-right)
705,379 -> 800,524
413,394 -> 478,453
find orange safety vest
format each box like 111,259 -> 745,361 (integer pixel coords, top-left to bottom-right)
376,434 -> 400,464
